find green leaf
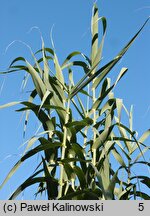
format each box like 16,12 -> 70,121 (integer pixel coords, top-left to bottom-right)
115,122 -> 136,153
0,140 -> 61,189
54,53 -> 64,86
70,17 -> 149,97
62,60 -> 89,74
111,148 -> 126,168
35,56 -> 53,65
35,47 -> 54,56
131,176 -> 150,189
141,178 -> 150,189
69,60 -> 100,99
59,189 -> 97,200
131,161 -> 150,167
64,164 -> 75,180
73,166 -> 87,189
99,141 -> 115,161
0,101 -> 21,109
0,68 -> 24,74
17,102 -> 67,113
130,191 -> 150,200
71,143 -> 87,171
118,184 -> 134,200
39,90 -> 52,111
31,48 -> 44,78
71,99 -> 84,118
70,60 -> 112,99
100,155 -> 112,198
110,132 -> 131,161
61,51 -> 81,67
116,98 -> 123,122
9,176 -> 45,200
133,146 -> 149,163
90,86 -> 114,113
41,39 -> 51,83
26,60 -> 46,98
16,101 -> 50,131
91,3 -> 99,67
92,125 -> 114,150
23,89 -> 37,137
91,16 -> 107,74
9,167 -> 43,199
42,157 -> 58,199
76,96 -> 86,116
111,137 -> 135,143
66,117 -> 93,127
89,163 -> 110,199
61,158 -> 91,164
107,169 -> 120,195
9,57 -> 26,67
138,129 -> 150,143
114,67 -> 128,87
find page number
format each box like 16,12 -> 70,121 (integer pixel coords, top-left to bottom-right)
138,203 -> 144,211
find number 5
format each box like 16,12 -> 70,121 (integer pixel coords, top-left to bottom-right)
138,203 -> 144,211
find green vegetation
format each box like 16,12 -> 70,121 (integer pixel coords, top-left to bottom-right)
0,4 -> 150,200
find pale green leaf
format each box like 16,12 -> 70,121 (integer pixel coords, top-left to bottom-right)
26,60 -> 46,98
0,101 -> 20,109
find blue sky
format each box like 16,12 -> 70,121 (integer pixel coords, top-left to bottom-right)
0,0 -> 150,199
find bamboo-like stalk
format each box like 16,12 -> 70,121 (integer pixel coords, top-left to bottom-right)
83,84 -> 90,150
58,99 -> 70,199
92,84 -> 97,166
127,106 -> 132,196
83,127 -> 88,150
91,4 -> 98,166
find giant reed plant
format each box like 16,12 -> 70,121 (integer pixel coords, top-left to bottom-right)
0,4 -> 150,200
